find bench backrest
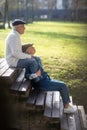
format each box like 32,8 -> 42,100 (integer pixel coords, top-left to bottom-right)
0,58 -> 22,86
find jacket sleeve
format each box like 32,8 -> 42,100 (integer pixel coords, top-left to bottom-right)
8,34 -> 31,59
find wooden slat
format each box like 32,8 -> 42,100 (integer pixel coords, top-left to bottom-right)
60,96 -> 68,129
0,59 -> 9,77
35,91 -> 46,107
67,114 -> 76,130
10,69 -> 25,93
0,58 -> 22,82
2,67 -> 21,78
18,79 -> 31,95
74,106 -> 82,130
60,113 -> 69,130
26,89 -> 38,105
0,59 -> 7,69
59,97 -> 64,117
60,96 -> 77,130
0,64 -> 9,76
61,113 -> 77,130
52,91 -> 60,118
78,105 -> 87,129
10,69 -> 31,97
2,68 -> 15,77
44,91 -> 53,117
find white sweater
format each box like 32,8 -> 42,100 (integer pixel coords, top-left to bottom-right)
5,30 -> 31,67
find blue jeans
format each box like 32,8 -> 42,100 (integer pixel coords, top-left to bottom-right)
31,72 -> 70,105
17,58 -> 39,78
17,57 -> 70,105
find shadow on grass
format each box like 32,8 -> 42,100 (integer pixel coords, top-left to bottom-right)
28,31 -> 87,41
69,84 -> 87,114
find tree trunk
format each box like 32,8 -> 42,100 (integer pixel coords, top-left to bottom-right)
3,0 -> 10,29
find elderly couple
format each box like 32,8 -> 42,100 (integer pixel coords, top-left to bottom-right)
5,19 -> 76,114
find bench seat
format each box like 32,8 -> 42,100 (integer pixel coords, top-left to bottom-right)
0,58 -> 31,97
0,58 -> 21,86
26,89 -> 87,130
26,89 -> 46,110
26,90 -> 64,119
10,69 -> 31,97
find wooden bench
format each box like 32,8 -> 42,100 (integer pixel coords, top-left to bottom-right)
0,58 -> 21,86
0,58 -> 31,97
26,89 -> 87,130
0,58 -> 87,130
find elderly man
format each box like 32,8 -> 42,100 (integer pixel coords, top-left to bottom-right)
5,19 -> 41,82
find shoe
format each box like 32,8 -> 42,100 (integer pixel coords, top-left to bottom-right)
64,105 -> 77,114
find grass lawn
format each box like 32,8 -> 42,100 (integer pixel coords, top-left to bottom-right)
0,21 -> 87,113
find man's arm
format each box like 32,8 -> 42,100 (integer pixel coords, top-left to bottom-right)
8,34 -> 31,59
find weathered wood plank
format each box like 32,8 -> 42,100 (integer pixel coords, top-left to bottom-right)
67,114 -> 76,130
0,59 -> 7,69
78,105 -> 87,130
61,113 -> 77,130
2,68 -> 15,77
10,69 -> 25,93
35,91 -> 46,107
0,64 -> 9,76
60,96 -> 68,130
60,113 -> 69,130
60,96 -> 77,130
74,106 -> 82,130
52,91 -> 60,118
26,89 -> 38,105
0,67 -> 22,86
44,91 -> 53,118
59,97 -> 64,117
18,79 -> 31,96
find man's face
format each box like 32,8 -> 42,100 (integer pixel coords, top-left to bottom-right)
16,24 -> 25,34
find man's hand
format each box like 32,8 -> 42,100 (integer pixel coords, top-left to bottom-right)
36,70 -> 41,77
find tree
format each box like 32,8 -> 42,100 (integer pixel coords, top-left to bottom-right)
71,0 -> 87,21
3,0 -> 11,28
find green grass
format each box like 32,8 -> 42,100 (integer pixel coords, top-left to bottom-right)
0,21 -> 87,111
